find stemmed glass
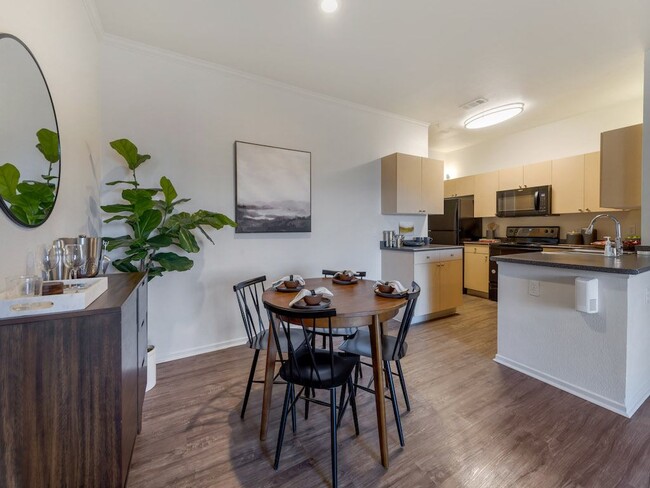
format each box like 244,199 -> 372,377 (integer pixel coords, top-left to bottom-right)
36,244 -> 60,280
64,244 -> 85,280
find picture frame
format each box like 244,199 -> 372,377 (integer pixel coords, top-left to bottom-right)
235,141 -> 311,233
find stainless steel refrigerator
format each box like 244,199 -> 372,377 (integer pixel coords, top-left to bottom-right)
427,197 -> 482,245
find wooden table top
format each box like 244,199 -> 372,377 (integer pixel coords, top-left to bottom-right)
262,277 -> 406,326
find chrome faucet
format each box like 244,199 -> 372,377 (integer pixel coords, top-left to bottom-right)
584,213 -> 623,257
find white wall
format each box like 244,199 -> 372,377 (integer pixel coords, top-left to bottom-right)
100,38 -> 429,362
443,98 -> 643,178
0,0 -> 102,280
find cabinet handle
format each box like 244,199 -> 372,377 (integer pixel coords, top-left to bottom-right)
578,209 -> 583,212
585,208 -> 591,212
491,269 -> 496,274
484,256 -> 488,262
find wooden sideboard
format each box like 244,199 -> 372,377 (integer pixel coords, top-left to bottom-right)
0,273 -> 148,488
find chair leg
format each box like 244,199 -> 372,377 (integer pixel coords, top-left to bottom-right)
274,383 -> 292,470
337,380 -> 347,427
241,349 -> 260,419
348,376 -> 360,436
385,361 -> 404,447
290,383 -> 297,434
330,388 -> 338,488
304,384 -> 310,420
396,359 -> 411,411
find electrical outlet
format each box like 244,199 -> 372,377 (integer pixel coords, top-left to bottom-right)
529,280 -> 540,297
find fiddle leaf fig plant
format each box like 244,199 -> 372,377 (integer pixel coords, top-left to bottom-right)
102,138 -> 236,280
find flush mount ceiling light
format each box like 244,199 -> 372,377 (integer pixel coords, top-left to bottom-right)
464,103 -> 525,129
320,0 -> 338,13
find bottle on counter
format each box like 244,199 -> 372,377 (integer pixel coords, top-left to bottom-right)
604,236 -> 613,256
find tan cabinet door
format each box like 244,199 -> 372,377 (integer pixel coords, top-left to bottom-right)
438,260 -> 463,310
414,262 -> 439,317
395,153 -> 422,214
584,152 -> 611,213
552,155 -> 585,214
455,176 -> 475,197
474,171 -> 499,218
464,250 -> 489,293
421,158 -> 444,214
600,124 -> 642,209
444,178 -> 458,198
498,166 -> 523,190
523,161 -> 551,187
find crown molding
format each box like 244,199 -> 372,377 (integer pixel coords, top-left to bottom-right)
102,34 -> 430,129
81,0 -> 105,41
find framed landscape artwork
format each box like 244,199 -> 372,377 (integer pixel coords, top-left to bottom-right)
235,141 -> 311,233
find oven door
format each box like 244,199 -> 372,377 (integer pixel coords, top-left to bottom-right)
489,246 -> 542,301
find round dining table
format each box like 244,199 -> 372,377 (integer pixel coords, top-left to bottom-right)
260,277 -> 407,468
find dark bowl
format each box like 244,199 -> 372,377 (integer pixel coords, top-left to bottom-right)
377,284 -> 394,294
336,273 -> 353,282
283,280 -> 300,289
303,294 -> 323,305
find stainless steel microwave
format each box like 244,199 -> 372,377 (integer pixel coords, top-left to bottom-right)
496,185 -> 552,217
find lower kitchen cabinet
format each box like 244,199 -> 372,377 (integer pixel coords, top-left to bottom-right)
382,247 -> 463,322
0,273 -> 148,488
464,243 -> 490,295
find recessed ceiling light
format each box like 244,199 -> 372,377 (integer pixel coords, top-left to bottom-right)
464,103 -> 525,129
320,0 -> 338,13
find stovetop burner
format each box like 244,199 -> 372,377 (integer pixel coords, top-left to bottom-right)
491,226 -> 561,248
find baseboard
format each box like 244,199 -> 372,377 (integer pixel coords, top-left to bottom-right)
157,337 -> 248,364
466,290 -> 489,299
626,376 -> 650,417
494,354 -> 630,417
413,308 -> 457,324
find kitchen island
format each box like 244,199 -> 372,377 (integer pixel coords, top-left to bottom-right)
492,251 -> 650,417
381,243 -> 463,323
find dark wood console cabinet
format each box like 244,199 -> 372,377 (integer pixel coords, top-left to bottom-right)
0,273 -> 148,488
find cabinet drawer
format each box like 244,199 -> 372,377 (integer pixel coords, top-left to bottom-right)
464,244 -> 489,255
437,249 -> 463,261
414,251 -> 440,264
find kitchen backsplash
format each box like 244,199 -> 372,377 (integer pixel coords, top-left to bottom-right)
482,209 -> 641,241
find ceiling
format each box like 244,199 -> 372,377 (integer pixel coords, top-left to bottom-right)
94,0 -> 650,153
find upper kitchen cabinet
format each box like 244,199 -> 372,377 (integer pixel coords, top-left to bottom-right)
551,152 -> 611,214
600,124 -> 642,209
474,171 -> 499,218
444,175 -> 475,198
497,166 -> 523,190
523,160 -> 552,187
381,153 -> 444,215
498,161 -> 551,190
551,155 -> 585,214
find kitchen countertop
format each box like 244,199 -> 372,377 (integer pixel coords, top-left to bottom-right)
380,243 -> 464,252
491,252 -> 650,275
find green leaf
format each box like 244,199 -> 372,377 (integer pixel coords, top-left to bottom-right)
137,209 -> 163,238
147,266 -> 165,280
193,210 -> 237,230
177,227 -> 200,253
125,248 -> 148,260
106,180 -> 138,187
103,236 -> 135,251
103,215 -> 129,223
112,258 -> 139,273
152,252 -> 194,272
146,234 -> 173,249
0,163 -> 20,199
160,176 -> 178,205
16,181 -> 55,203
122,189 -> 156,215
101,203 -> 133,214
110,139 -> 151,171
172,198 -> 191,206
9,205 -> 30,225
35,128 -> 60,164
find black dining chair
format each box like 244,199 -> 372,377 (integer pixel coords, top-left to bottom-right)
233,275 -> 305,420
265,302 -> 360,488
338,282 -> 420,447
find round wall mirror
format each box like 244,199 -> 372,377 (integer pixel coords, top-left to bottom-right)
0,33 -> 60,227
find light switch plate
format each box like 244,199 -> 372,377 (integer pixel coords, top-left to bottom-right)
529,280 -> 540,297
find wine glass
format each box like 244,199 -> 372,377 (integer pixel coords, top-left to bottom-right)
64,244 -> 85,280
36,244 -> 59,280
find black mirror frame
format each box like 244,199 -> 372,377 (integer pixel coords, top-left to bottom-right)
0,33 -> 61,228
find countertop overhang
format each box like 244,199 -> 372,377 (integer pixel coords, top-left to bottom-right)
491,252 -> 650,275
380,243 -> 464,252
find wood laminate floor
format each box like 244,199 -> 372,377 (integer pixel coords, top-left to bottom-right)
127,296 -> 650,488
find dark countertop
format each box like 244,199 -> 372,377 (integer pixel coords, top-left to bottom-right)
380,243 -> 464,252
491,252 -> 650,275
